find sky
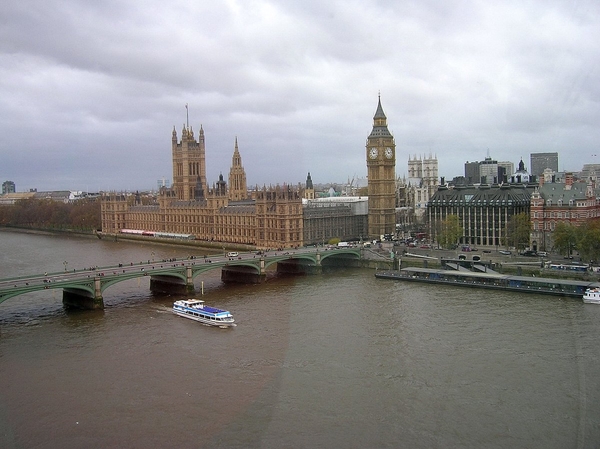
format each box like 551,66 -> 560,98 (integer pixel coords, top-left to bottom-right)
1,0 -> 599,192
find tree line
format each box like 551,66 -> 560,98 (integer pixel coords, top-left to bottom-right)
0,198 -> 101,231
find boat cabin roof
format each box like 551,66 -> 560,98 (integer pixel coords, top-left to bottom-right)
400,267 -> 600,288
175,298 -> 231,316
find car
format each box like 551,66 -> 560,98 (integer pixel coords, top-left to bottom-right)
483,249 -> 492,253
520,250 -> 538,257
227,252 -> 239,257
537,251 -> 547,257
499,250 -> 512,255
458,254 -> 467,260
473,255 -> 481,261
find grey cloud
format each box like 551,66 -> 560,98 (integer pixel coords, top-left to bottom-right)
0,0 -> 599,191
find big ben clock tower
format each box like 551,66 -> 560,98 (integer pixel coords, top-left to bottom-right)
367,95 -> 396,240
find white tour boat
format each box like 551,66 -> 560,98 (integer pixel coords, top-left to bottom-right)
583,288 -> 600,304
173,299 -> 236,327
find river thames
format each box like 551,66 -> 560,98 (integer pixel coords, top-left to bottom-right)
1,229 -> 600,448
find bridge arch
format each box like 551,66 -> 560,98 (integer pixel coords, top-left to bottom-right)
0,248 -> 365,309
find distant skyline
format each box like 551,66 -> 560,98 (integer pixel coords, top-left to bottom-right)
1,0 -> 599,192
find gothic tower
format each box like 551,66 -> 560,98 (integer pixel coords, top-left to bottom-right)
366,96 -> 396,239
304,172 -> 315,199
172,124 -> 207,201
228,137 -> 248,201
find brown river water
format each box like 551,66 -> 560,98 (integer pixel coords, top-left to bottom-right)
1,230 -> 600,448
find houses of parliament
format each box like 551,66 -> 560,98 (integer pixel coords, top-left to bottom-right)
101,98 -> 398,248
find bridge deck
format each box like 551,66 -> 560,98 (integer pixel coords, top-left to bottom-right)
0,247 -> 363,306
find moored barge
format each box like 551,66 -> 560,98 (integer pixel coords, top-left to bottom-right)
375,267 -> 600,299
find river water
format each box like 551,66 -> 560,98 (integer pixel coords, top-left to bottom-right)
1,229 -> 600,449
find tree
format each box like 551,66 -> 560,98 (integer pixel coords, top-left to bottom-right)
0,197 -> 101,230
503,212 -> 531,251
552,222 -> 578,257
438,214 -> 462,249
576,220 -> 600,262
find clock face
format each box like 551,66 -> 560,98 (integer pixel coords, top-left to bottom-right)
385,147 -> 393,159
369,147 -> 378,159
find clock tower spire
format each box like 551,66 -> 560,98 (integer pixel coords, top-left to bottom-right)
366,95 -> 396,240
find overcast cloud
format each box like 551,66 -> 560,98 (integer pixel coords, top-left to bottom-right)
1,0 -> 599,192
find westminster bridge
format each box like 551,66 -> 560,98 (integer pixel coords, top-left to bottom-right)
0,247 -> 372,310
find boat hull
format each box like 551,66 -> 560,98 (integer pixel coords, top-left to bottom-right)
583,288 -> 600,304
173,309 -> 236,327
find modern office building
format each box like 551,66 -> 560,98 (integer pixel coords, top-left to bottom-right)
464,161 -> 480,185
479,157 -> 499,184
498,161 -> 514,183
427,184 -> 534,247
530,152 -> 559,177
2,180 -> 16,195
302,196 -> 368,245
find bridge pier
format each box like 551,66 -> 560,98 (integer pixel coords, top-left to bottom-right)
276,259 -> 321,275
150,272 -> 195,294
63,281 -> 104,310
315,252 -> 322,274
221,266 -> 264,284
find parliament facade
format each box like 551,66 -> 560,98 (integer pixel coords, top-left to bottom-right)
101,125 -> 303,249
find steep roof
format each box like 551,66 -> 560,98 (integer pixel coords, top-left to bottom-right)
373,96 -> 386,120
429,184 -> 533,206
538,182 -> 596,202
368,96 -> 392,139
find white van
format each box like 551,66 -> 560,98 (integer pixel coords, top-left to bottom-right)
227,252 -> 239,257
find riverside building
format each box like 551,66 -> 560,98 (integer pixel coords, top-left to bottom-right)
427,182 -> 534,247
101,125 -> 303,249
530,173 -> 600,252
